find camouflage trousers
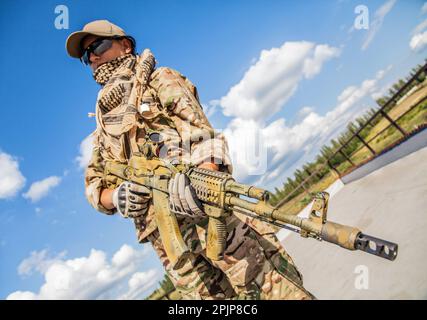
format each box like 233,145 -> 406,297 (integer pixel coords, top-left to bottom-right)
146,212 -> 315,300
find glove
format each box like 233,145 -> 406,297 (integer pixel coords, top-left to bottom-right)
112,181 -> 151,218
168,173 -> 205,218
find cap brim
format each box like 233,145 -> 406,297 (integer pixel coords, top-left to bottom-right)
65,30 -> 116,58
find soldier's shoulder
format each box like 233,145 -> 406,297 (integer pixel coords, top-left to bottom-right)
151,66 -> 186,82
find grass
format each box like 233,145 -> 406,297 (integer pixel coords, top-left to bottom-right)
397,99 -> 427,131
350,146 -> 374,166
364,84 -> 427,142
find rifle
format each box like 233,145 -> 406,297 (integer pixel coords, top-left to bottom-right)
104,132 -> 398,270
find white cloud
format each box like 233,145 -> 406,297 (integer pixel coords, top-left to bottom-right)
219,41 -> 340,122
0,152 -> 26,199
18,249 -> 67,277
202,101 -> 220,119
412,19 -> 427,35
298,106 -> 314,118
76,134 -> 94,169
361,0 -> 397,51
371,80 -> 394,101
118,269 -> 160,300
303,44 -> 342,79
23,176 -> 62,203
410,30 -> 427,52
224,65 -> 390,187
410,17 -> 427,52
112,243 -> 140,267
224,118 -> 268,180
7,244 -> 161,300
422,2 -> 427,15
7,291 -> 37,300
218,40 -> 340,181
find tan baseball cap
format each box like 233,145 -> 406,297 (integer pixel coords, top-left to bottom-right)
65,20 -> 127,58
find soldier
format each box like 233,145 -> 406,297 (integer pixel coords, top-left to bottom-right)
65,19 -> 314,300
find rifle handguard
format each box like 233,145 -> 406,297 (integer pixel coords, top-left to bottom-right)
187,168 -> 233,261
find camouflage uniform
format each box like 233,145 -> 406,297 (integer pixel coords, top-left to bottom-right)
85,51 -> 314,300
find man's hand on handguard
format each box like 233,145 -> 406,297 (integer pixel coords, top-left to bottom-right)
168,162 -> 218,218
111,181 -> 151,218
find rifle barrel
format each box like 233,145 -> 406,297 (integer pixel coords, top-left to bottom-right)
226,194 -> 398,261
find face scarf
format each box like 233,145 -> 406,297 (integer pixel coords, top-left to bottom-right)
93,54 -> 136,114
93,53 -> 136,86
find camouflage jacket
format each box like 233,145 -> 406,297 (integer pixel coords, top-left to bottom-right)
85,52 -> 233,242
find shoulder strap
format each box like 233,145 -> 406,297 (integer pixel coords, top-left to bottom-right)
125,49 -> 157,155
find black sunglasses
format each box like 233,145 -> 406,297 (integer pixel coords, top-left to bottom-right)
80,37 -> 122,65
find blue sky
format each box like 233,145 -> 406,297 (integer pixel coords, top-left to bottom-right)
0,0 -> 425,299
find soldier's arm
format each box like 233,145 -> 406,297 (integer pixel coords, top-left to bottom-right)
100,189 -> 115,210
85,138 -> 117,215
151,67 -> 233,173
197,162 -> 219,171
